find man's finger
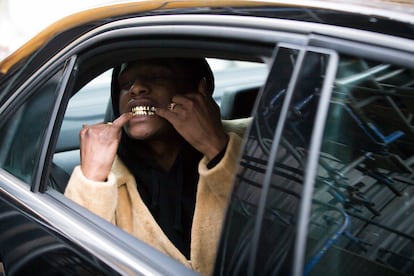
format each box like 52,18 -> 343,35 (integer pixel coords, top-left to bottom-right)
170,94 -> 193,105
156,107 -> 179,123
112,112 -> 133,127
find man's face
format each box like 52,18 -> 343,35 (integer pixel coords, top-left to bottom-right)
118,60 -> 192,140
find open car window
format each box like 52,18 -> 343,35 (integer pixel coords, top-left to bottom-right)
53,69 -> 112,177
51,58 -> 269,187
43,49 -> 271,274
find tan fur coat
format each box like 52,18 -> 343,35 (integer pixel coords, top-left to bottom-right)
65,119 -> 249,275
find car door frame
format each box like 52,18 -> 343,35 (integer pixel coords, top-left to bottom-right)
1,14 -> 305,275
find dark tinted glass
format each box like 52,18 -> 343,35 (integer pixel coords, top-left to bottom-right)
215,47 -> 299,275
252,51 -> 330,275
0,69 -> 63,184
307,57 -> 414,275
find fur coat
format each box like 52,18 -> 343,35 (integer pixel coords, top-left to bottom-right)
64,119 -> 249,275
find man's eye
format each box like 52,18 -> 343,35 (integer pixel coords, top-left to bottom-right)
147,76 -> 169,83
119,76 -> 171,90
120,81 -> 134,90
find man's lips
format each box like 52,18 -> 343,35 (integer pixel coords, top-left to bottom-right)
131,105 -> 156,116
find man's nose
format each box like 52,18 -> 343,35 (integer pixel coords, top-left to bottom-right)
129,79 -> 149,95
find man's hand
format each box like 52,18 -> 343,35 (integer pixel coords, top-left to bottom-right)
80,112 -> 132,181
156,79 -> 229,161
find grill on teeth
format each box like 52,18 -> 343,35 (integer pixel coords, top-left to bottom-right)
132,106 -> 156,116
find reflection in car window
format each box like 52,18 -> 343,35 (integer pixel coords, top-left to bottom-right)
0,68 -> 63,184
252,50 -> 330,275
216,47 -> 300,275
307,57 -> 414,275
216,47 -> 335,275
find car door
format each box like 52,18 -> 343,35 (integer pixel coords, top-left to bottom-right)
0,13 -> 285,275
0,52 -> 197,275
0,58 -> 119,275
215,44 -> 338,275
215,30 -> 414,276
302,36 -> 414,276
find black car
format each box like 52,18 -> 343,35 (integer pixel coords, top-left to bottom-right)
1,0 -> 414,275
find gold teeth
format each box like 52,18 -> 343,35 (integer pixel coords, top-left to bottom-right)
132,106 -> 156,116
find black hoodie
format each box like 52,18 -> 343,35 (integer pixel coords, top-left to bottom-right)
110,58 -> 215,258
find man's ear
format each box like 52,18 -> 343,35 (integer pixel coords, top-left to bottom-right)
198,77 -> 208,97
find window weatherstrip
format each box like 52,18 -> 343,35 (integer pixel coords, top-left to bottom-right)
32,56 -> 77,192
247,44 -> 307,276
309,34 -> 414,69
292,49 -> 339,276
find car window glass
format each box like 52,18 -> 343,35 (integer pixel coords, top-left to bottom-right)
253,50 -> 331,275
215,47 -> 300,275
0,68 -> 63,185
307,57 -> 414,275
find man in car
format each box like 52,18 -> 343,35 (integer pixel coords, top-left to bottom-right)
64,58 -> 247,275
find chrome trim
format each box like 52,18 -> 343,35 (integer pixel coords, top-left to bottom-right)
99,14 -> 414,52
247,43 -> 308,276
3,13 -> 413,116
41,14 -> 414,88
309,34 -> 414,69
292,48 -> 339,276
0,170 -> 194,275
33,56 -> 77,192
259,0 -> 414,24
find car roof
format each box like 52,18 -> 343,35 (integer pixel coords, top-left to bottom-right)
0,0 -> 413,76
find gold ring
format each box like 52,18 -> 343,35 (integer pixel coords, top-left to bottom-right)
168,102 -> 177,111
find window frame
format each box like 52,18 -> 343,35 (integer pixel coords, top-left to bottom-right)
35,56 -> 78,192
31,17 -> 294,274
0,59 -> 73,192
215,42 -> 339,275
289,46 -> 339,276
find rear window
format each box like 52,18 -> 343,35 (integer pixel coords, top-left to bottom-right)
308,56 -> 414,275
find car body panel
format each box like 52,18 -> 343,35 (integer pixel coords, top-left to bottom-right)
0,170 -> 195,275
